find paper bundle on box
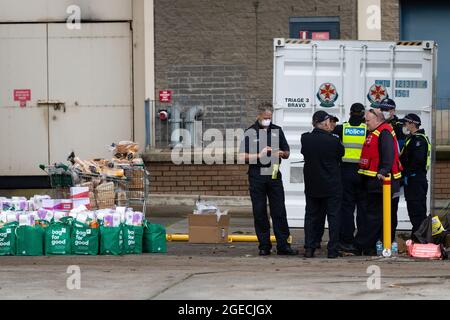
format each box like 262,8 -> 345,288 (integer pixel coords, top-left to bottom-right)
70,187 -> 90,210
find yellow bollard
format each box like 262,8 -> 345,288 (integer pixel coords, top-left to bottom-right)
166,234 -> 189,241
228,235 -> 292,243
382,174 -> 392,254
166,234 -> 293,243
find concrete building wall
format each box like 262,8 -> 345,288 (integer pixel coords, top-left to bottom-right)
0,0 -> 152,159
0,0 -> 132,21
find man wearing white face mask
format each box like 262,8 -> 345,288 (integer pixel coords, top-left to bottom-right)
377,98 -> 406,150
239,102 -> 298,256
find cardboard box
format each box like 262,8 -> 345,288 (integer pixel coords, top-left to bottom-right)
188,214 -> 230,243
72,198 -> 90,210
70,186 -> 89,199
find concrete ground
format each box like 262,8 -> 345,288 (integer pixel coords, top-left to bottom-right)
1,204 -> 450,300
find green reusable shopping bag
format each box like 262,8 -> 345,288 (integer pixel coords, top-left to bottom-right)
45,221 -> 71,255
123,225 -> 143,254
143,221 -> 167,253
16,224 -> 45,256
71,220 -> 99,255
100,225 -> 123,255
0,222 -> 18,256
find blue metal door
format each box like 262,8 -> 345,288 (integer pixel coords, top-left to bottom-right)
401,0 -> 450,108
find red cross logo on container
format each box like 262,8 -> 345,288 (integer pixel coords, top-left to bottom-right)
316,83 -> 338,107
367,84 -> 388,107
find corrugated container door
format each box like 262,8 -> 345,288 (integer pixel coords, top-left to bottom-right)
47,22 -> 133,163
0,24 -> 49,175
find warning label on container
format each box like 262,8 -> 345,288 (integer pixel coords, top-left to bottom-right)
13,89 -> 31,108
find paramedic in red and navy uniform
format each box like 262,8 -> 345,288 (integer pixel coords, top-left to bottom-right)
351,108 -> 403,256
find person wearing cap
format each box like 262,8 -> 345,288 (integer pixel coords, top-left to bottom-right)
351,108 -> 403,256
313,114 -> 340,249
399,113 -> 431,237
332,103 -> 368,252
239,102 -> 299,256
301,110 -> 344,258
377,97 -> 404,242
377,98 -> 406,148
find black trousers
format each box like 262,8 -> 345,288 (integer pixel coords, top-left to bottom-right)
248,174 -> 291,251
304,195 -> 341,254
355,191 -> 399,251
391,196 -> 399,241
339,165 -> 366,245
405,174 -> 428,236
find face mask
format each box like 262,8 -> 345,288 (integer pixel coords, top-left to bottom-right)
260,119 -> 271,127
382,111 -> 391,120
402,127 -> 410,135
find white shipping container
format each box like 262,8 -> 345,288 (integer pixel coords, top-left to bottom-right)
272,38 -> 437,230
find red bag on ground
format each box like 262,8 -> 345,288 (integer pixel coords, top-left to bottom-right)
406,240 -> 442,259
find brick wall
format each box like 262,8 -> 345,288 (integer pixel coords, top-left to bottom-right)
154,0 -> 359,128
155,64 -> 248,146
147,162 -> 249,196
147,159 -> 450,200
381,0 -> 400,41
433,161 -> 450,200
154,0 -> 400,139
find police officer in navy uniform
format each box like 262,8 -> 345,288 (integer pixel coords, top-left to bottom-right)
352,109 -> 403,255
377,98 -> 404,242
399,113 -> 431,237
239,102 -> 298,256
332,103 -> 367,251
301,110 -> 344,258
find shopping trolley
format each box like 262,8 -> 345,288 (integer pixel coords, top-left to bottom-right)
118,163 -> 149,215
39,163 -> 73,199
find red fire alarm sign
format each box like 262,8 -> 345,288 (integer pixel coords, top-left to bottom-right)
159,90 -> 172,103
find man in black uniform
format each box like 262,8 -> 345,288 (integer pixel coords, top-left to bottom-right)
332,103 -> 367,251
239,102 -> 298,256
301,111 -> 344,258
377,98 -> 405,242
399,113 -> 431,237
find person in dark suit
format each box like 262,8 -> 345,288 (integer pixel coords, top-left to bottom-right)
301,110 -> 345,258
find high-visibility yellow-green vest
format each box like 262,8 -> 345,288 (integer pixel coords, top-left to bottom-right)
401,132 -> 431,170
342,122 -> 367,163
